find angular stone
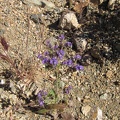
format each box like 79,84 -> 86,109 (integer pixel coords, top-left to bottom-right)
106,70 -> 113,79
58,10 -> 81,29
81,105 -> 91,116
100,93 -> 108,100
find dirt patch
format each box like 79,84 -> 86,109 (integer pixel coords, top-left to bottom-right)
0,0 -> 120,120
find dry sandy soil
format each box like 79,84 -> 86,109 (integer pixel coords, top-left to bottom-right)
0,0 -> 120,120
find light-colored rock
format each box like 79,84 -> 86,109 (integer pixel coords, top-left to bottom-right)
100,93 -> 108,100
112,116 -> 118,120
108,0 -> 116,6
22,0 -> 55,8
82,39 -> 87,50
41,0 -> 55,8
106,70 -> 113,79
90,0 -> 103,5
22,0 -> 42,5
58,11 -> 81,29
81,105 -> 91,116
97,107 -> 102,120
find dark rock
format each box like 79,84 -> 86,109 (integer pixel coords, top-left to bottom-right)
30,14 -> 40,24
90,46 -> 103,64
4,22 -> 9,27
30,14 -> 45,24
103,51 -> 112,59
114,42 -> 120,53
80,54 -> 92,66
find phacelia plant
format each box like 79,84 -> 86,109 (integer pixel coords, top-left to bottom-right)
36,34 -> 84,114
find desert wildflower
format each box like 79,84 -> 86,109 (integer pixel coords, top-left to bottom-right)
58,34 -> 65,41
74,64 -> 84,71
65,42 -> 72,47
50,57 -> 58,66
37,90 -> 47,107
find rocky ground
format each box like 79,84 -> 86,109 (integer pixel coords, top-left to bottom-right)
0,0 -> 120,120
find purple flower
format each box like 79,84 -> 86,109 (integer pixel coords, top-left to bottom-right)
37,90 -> 47,107
50,57 -> 58,66
57,49 -> 65,59
53,44 -> 58,49
44,51 -> 49,56
58,34 -> 65,41
37,54 -> 43,59
38,93 -> 42,99
42,57 -> 49,64
57,54 -> 63,60
62,59 -> 73,67
59,49 -> 65,56
74,54 -> 81,60
46,40 -> 52,48
38,100 -> 44,107
64,85 -> 72,94
74,64 -> 84,71
65,42 -> 72,47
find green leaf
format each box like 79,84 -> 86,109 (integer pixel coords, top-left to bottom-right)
37,108 -> 50,114
48,89 -> 56,98
44,89 -> 57,104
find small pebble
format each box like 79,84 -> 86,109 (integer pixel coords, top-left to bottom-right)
97,107 -> 102,120
106,70 -> 113,79
81,105 -> 91,116
100,93 -> 108,100
30,14 -> 40,24
0,29 -> 5,35
112,116 -> 118,120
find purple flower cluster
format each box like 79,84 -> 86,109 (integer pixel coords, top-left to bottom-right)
38,34 -> 84,71
73,54 -> 81,60
62,59 -> 73,67
74,64 -> 84,71
50,57 -> 58,66
58,34 -> 65,41
37,90 -> 47,107
57,49 -> 65,59
65,42 -> 72,47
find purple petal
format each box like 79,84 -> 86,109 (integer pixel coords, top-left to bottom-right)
74,64 -> 84,71
58,34 -> 65,40
59,49 -> 65,56
63,59 -> 73,67
65,42 -> 72,47
54,45 -> 58,49
57,49 -> 65,59
37,54 -> 43,59
42,57 -> 49,64
46,40 -> 52,48
38,100 -> 44,107
74,55 -> 81,60
44,51 -> 49,56
50,57 -> 58,66
64,85 -> 72,94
